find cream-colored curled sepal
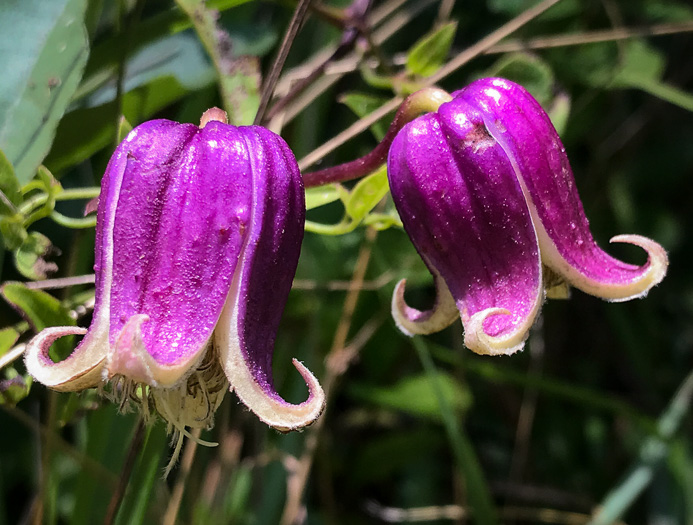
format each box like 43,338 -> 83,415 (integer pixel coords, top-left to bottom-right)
392,271 -> 459,336
214,297 -> 325,433
24,326 -> 107,392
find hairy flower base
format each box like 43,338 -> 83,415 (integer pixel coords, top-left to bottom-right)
105,347 -> 228,475
25,110 -> 326,469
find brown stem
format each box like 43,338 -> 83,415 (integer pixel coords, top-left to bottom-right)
265,0 -> 374,121
302,87 -> 451,187
297,0 -> 561,173
254,0 -> 316,125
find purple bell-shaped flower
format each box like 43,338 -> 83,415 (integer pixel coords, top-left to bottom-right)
388,78 -> 668,356
25,109 -> 324,433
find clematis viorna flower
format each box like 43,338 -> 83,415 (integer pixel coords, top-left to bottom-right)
25,108 -> 325,438
388,78 -> 668,356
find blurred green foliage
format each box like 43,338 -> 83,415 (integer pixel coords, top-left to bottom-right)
0,0 -> 692,524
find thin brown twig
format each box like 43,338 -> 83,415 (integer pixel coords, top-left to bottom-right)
273,0 -> 410,93
292,271 -> 392,291
364,500 -> 628,525
199,428 -> 243,510
273,0 -> 435,131
280,225 -> 380,525
298,0 -> 563,171
436,0 -> 456,25
278,18 -> 693,133
103,419 -> 146,525
254,0 -> 315,125
484,20 -> 693,54
265,0 -> 374,121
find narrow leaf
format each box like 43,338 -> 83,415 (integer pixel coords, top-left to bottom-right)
0,327 -> 20,359
345,166 -> 389,222
406,22 -> 457,77
14,232 -> 58,281
349,372 -> 471,420
0,0 -> 90,183
305,184 -> 343,211
340,93 -> 391,140
2,282 -> 75,359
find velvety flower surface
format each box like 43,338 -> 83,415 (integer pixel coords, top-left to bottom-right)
25,109 -> 325,432
388,78 -> 668,356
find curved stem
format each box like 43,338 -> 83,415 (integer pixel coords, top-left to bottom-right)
302,87 -> 452,188
19,187 -> 101,216
50,211 -> 97,229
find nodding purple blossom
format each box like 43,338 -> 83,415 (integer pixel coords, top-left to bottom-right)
25,109 -> 325,435
388,78 -> 668,356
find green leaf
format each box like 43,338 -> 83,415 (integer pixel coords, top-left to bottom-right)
406,22 -> 457,77
547,92 -> 571,135
349,371 -> 472,421
305,184 -> 343,211
611,41 -> 693,112
112,424 -> 168,525
0,0 -> 90,183
305,167 -> 393,235
0,149 -> 21,214
613,40 -> 665,85
117,116 -> 134,144
80,30 -> 215,106
2,282 -> 75,331
344,166 -> 389,222
2,282 -> 75,360
0,327 -> 20,359
0,214 -> 27,251
46,76 -> 190,174
340,93 -> 391,140
624,80 -> 693,112
14,232 -> 58,280
644,0 -> 693,22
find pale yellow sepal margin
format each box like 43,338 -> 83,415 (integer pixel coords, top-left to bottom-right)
215,287 -> 325,433
24,326 -> 106,392
538,231 -> 668,302
391,272 -> 459,336
463,306 -> 534,357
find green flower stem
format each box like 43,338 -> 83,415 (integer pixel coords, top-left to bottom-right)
305,218 -> 358,236
18,187 -> 100,222
50,211 -> 97,229
412,337 -> 499,525
302,87 -> 452,188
